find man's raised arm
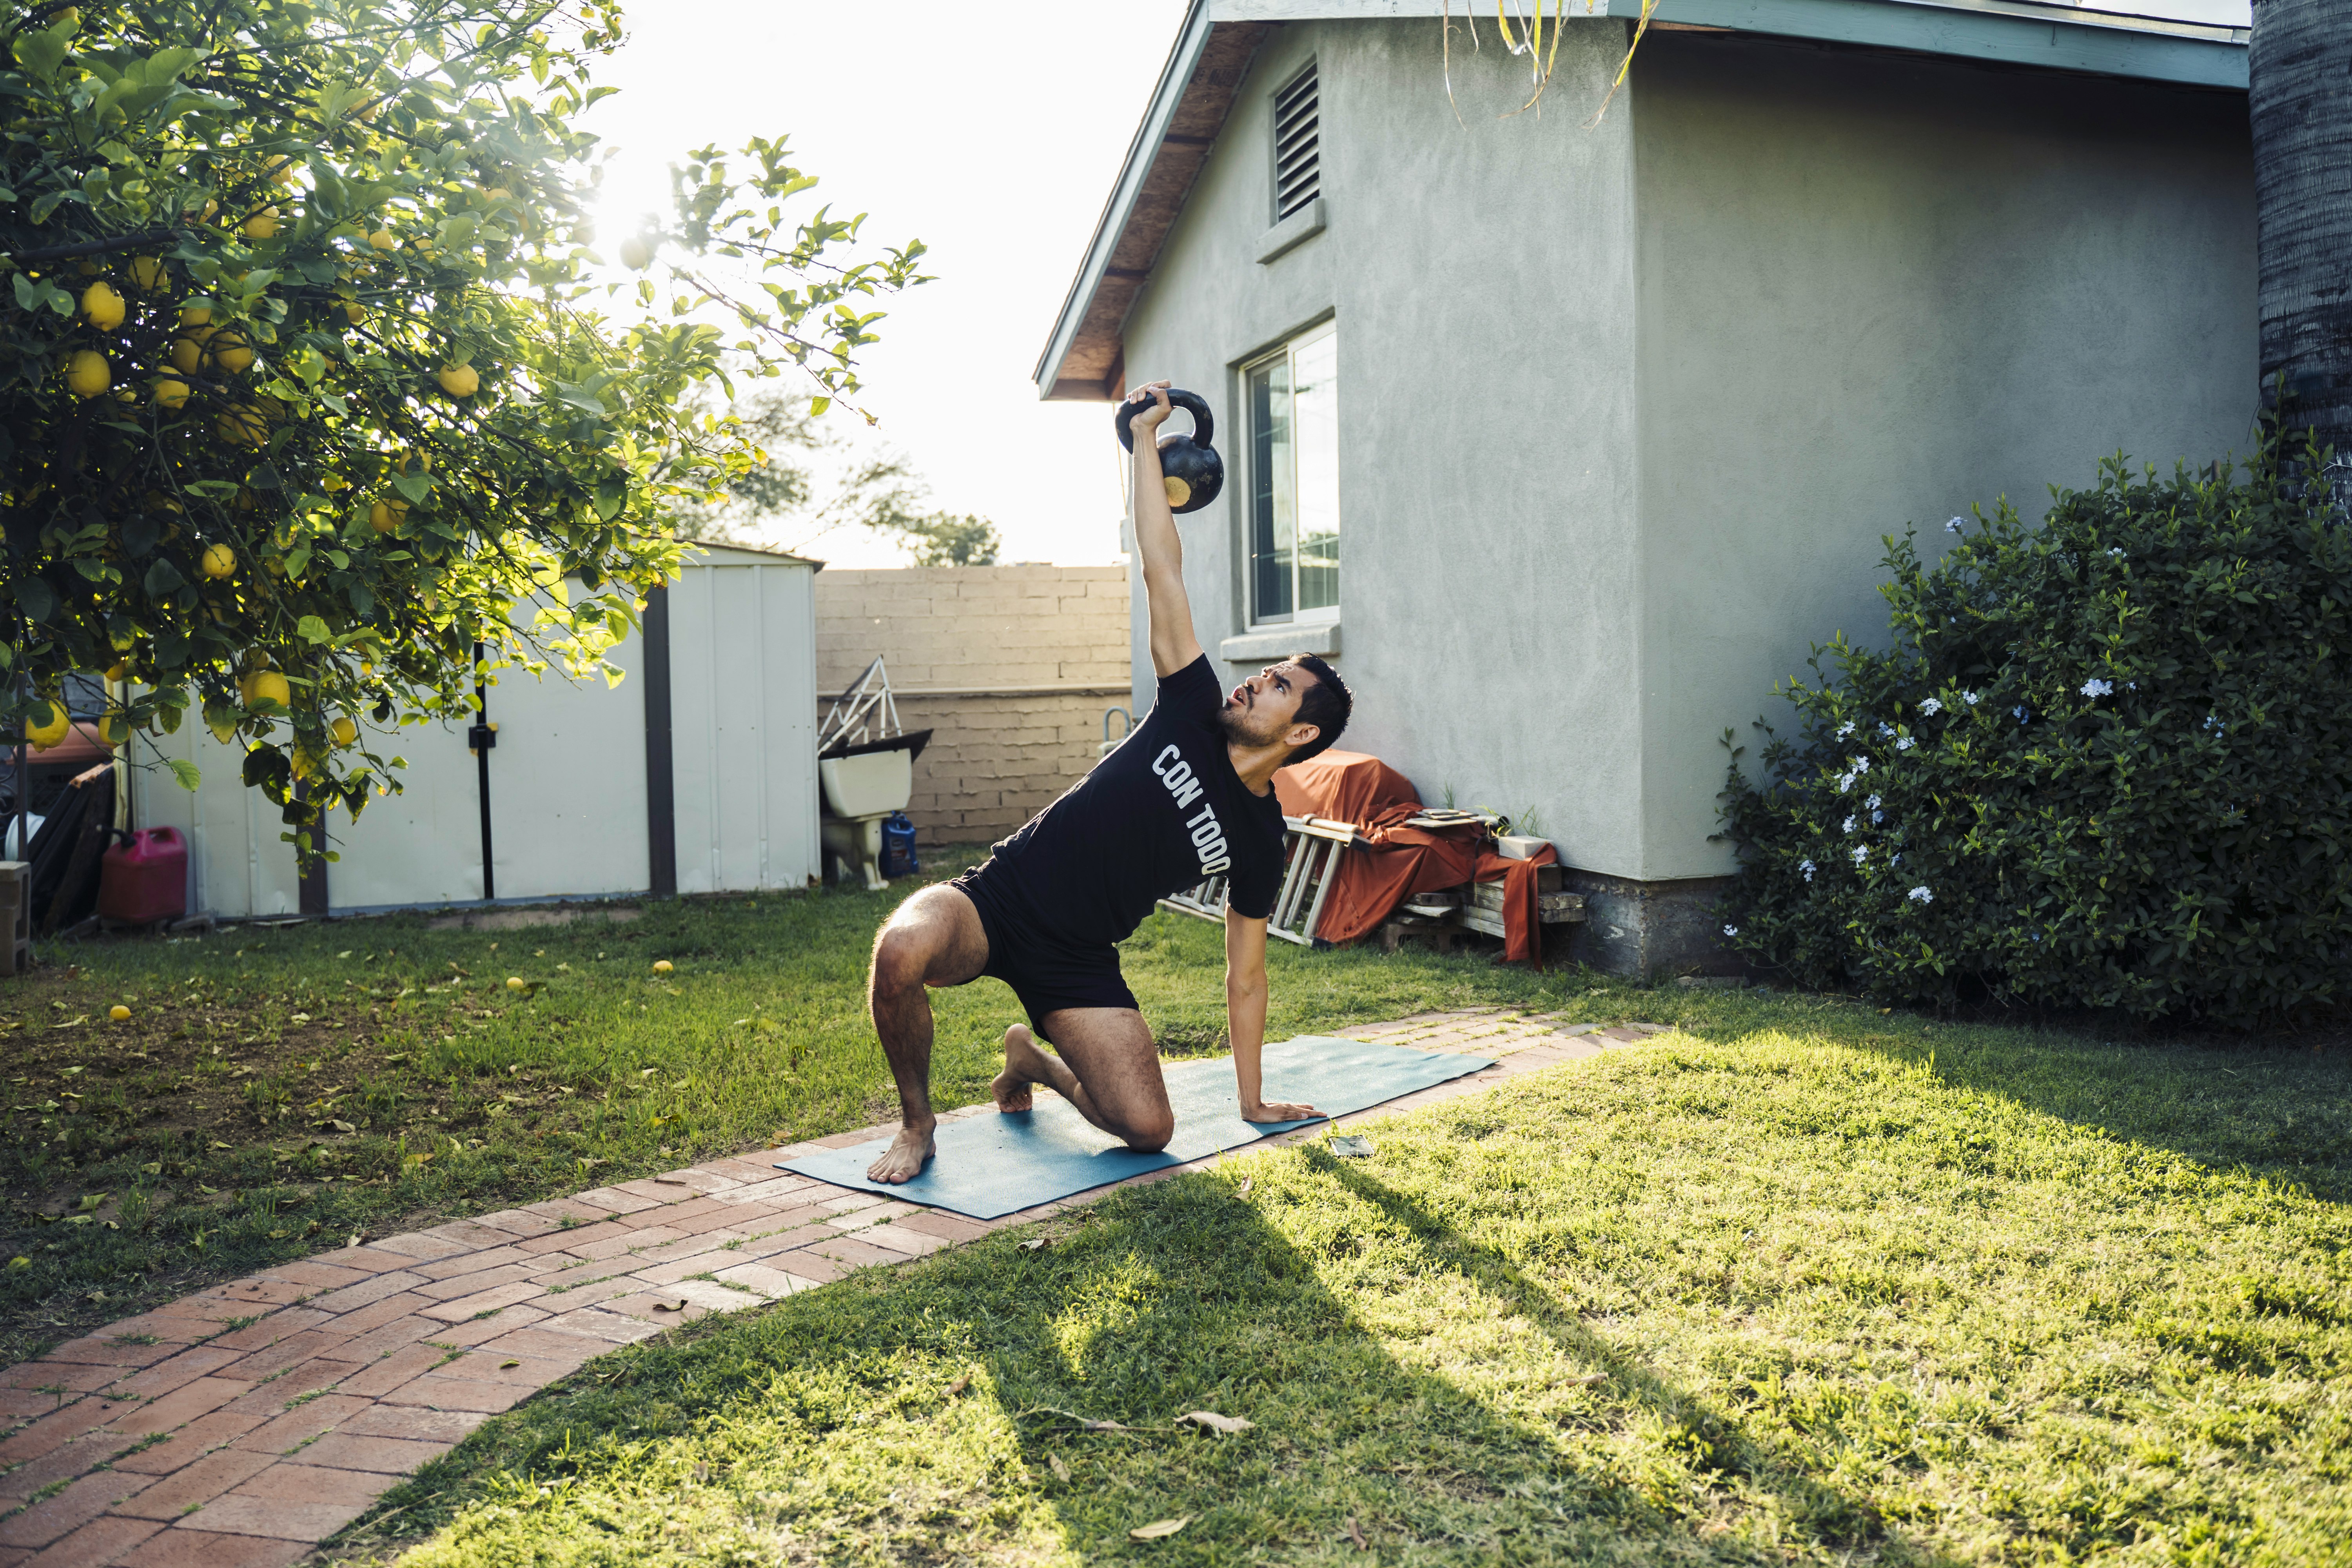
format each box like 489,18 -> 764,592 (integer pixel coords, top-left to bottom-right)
1124,382 -> 1205,677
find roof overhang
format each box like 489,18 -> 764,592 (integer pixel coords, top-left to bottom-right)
1034,0 -> 2248,401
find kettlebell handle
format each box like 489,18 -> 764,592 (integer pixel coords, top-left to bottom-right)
1115,387 -> 1214,453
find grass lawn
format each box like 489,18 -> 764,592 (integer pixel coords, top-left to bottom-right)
334,1017 -> 2352,1563
0,850 -> 1579,1368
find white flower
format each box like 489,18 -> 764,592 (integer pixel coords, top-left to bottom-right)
1895,735 -> 1916,751
2081,677 -> 2114,698
1890,853 -> 1902,865
1836,772 -> 1856,793
1851,845 -> 1869,865
1872,810 -> 1886,825
1722,924 -> 1739,938
1798,858 -> 1815,882
1918,697 -> 1943,717
1866,795 -> 1882,811
1835,721 -> 1855,740
1946,516 -> 1966,534
1962,690 -> 1980,706
1878,722 -> 1895,739
2204,714 -> 2224,734
1842,815 -> 1857,834
1851,756 -> 1870,775
1907,885 -> 1933,904
2107,547 -> 2123,557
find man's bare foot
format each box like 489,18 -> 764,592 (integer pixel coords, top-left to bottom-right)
866,1123 -> 935,1184
992,1024 -> 1049,1113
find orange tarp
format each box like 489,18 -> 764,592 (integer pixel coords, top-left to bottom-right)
1272,751 -> 1556,964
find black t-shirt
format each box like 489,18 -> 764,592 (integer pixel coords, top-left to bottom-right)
980,655 -> 1288,944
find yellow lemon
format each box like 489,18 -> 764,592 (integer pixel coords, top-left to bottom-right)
367,500 -> 401,534
25,700 -> 70,750
243,206 -> 279,241
104,661 -> 127,682
330,714 -> 358,747
396,452 -> 431,476
367,229 -> 395,252
81,281 -> 125,331
437,363 -> 478,397
109,1005 -> 130,1022
127,256 -> 167,293
98,712 -> 127,745
240,669 -> 290,710
169,336 -> 204,375
652,959 -> 674,975
505,976 -> 526,991
321,472 -> 348,493
218,403 -> 269,447
153,376 -> 190,410
209,330 -> 254,374
200,542 -> 237,579
65,349 -> 110,398
618,234 -> 654,270
341,300 -> 365,325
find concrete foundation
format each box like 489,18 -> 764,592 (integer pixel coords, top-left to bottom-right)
1558,869 -> 1739,979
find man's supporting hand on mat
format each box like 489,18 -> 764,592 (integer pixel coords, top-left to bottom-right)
1224,901 -> 1319,1123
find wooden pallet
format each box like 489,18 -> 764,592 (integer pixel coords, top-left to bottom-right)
1158,815 -> 1357,947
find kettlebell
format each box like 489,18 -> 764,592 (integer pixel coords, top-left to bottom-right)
1115,387 -> 1223,514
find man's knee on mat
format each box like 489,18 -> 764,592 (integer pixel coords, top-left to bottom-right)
1112,1107 -> 1175,1153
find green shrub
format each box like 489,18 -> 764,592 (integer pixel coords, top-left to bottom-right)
1716,421 -> 2352,1022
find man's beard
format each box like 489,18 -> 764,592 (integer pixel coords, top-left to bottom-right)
1217,702 -> 1284,748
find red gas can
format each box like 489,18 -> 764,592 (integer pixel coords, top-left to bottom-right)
99,827 -> 188,925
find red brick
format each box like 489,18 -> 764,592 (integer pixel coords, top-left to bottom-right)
377,1374 -> 531,1415
535,1308 -> 662,1346
517,1198 -> 612,1225
302,1272 -> 427,1317
101,1348 -> 247,1405
0,1403 -> 106,1465
118,1527 -> 310,1566
761,1248 -> 847,1284
325,1294 -> 437,1339
441,1350 -> 576,1387
250,1259 -> 372,1292
23,1515 -> 163,1566
338,1404 -> 486,1443
0,1388 -> 61,1422
468,1207 -> 563,1238
558,1230 -> 668,1262
210,1330 -> 345,1383
0,1364 -> 116,1394
799,1236 -> 904,1270
411,1245 -> 533,1283
229,1394 -> 370,1457
570,1186 -> 668,1214
224,1462 -> 388,1507
105,1408 -> 271,1476
417,1220 -> 512,1252
854,1226 -> 948,1259
808,1130 -> 871,1150
201,1313 -> 334,1356
201,1279 -> 310,1309
418,1305 -> 548,1347
515,1221 -> 623,1256
0,1470 -> 155,1548
97,1377 -> 250,1437
893,1210 -> 989,1243
165,1493 -> 367,1543
37,1339 -> 179,1372
282,1432 -> 450,1477
332,1342 -> 448,1400
356,1232 -> 472,1262
0,1440 -> 105,1506
412,1264 -> 536,1304
526,1274 -> 641,1310
223,1356 -> 364,1410
318,1245 -> 429,1273
713,1263 -> 821,1298
418,1280 -> 544,1323
110,1448 -> 277,1521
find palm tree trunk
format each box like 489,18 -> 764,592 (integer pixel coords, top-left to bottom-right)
2250,0 -> 2352,459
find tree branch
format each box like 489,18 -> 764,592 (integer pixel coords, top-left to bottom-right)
5,228 -> 180,265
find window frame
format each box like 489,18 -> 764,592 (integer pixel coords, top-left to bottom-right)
1240,318 -> 1341,633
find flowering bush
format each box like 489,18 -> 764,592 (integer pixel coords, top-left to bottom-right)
1716,420 -> 2352,1022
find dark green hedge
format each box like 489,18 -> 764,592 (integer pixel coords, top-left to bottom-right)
1717,421 -> 2352,1022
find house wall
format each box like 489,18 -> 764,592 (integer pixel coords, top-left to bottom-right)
1114,17 -> 2256,966
1631,32 -> 2258,881
815,566 -> 1131,844
1116,18 -> 1648,870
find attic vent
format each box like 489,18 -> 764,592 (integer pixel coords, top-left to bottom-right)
1273,64 -> 1320,221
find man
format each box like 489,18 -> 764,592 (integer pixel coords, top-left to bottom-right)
862,380 -> 1355,1183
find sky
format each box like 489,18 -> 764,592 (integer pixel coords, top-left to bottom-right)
579,0 -> 1191,567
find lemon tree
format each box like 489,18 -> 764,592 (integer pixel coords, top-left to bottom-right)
0,0 -> 926,850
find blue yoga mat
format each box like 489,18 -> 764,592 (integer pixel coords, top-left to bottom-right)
779,1034 -> 1495,1220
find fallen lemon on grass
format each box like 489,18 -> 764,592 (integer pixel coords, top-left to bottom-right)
652,960 -> 674,975
506,976 -> 526,992
108,1005 -> 130,1022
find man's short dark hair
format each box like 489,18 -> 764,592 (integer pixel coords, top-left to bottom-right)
1287,653 -> 1352,766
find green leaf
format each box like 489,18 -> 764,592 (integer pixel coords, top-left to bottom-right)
165,758 -> 201,791
142,558 -> 186,596
296,615 -> 332,645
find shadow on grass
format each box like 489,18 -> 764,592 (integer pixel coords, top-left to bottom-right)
1679,1011 -> 2352,1205
334,1167 -> 1920,1565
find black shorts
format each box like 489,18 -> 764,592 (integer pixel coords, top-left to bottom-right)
951,863 -> 1138,1035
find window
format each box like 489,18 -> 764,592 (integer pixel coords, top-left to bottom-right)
1273,63 -> 1319,221
1245,321 -> 1339,624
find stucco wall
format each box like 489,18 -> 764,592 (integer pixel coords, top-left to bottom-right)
1118,18 -> 1646,870
1632,33 -> 2256,879
1116,16 -> 2254,892
815,566 -> 1131,844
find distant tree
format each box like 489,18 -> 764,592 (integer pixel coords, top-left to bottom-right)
676,386 -> 999,565
0,0 -> 924,851
2250,0 -> 2352,481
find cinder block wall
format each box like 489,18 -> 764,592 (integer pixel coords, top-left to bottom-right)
815,566 -> 1132,844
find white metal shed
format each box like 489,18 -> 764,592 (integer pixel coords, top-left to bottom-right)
133,543 -> 821,918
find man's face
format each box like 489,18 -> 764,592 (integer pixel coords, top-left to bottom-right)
1219,661 -> 1317,750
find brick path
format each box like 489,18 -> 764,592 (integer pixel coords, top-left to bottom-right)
0,1011 -> 1664,1566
